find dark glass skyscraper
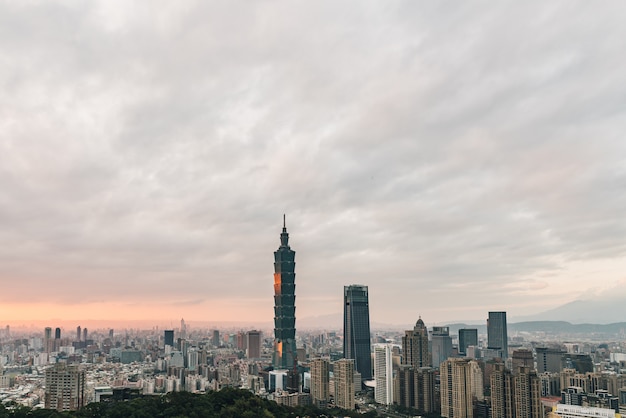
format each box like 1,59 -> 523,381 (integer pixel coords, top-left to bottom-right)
458,328 -> 478,356
343,284 -> 372,381
487,311 -> 508,358
273,216 -> 297,369
164,330 -> 174,347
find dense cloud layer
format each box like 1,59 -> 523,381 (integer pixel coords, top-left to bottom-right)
0,1 -> 625,324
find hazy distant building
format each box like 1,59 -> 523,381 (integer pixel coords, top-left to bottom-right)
76,326 -> 81,342
334,359 -> 355,410
212,330 -> 220,347
512,349 -> 535,373
164,330 -> 174,347
458,328 -> 478,356
310,358 -> 330,407
180,318 -> 186,340
186,348 -> 198,372
273,216 -> 298,369
246,330 -> 261,359
536,347 -> 564,373
431,326 -> 452,369
487,311 -> 508,358
45,363 -> 85,412
554,404 -> 618,418
45,327 -> 53,353
343,284 -> 372,381
374,344 -> 394,405
562,353 -> 594,373
402,317 -> 429,367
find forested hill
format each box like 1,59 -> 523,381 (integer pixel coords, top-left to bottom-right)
0,388 -> 376,418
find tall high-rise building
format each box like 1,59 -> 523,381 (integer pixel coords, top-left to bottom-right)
334,359 -> 355,410
514,366 -> 543,418
246,330 -> 261,359
76,326 -> 81,342
273,216 -> 297,369
187,348 -> 198,372
393,366 -> 436,413
374,344 -> 394,405
458,328 -> 478,356
487,311 -> 508,358
431,326 -> 452,369
310,357 -> 330,407
45,327 -> 53,353
440,358 -> 475,418
343,284 -> 372,381
164,330 -> 174,347
212,330 -> 220,347
415,367 -> 436,413
237,332 -> 247,350
491,363 -> 515,418
180,318 -> 186,340
394,365 -> 414,409
82,328 -> 88,342
45,363 -> 85,412
402,317 -> 429,367
54,327 -> 62,352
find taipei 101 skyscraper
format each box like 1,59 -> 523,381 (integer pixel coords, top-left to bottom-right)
273,215 -> 297,369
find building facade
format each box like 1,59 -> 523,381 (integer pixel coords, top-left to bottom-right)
334,359 -> 355,410
273,216 -> 297,369
44,363 -> 85,412
431,326 -> 452,369
403,317 -> 430,367
310,357 -> 330,407
536,347 -> 565,373
374,344 -> 394,405
440,358 -> 474,418
514,366 -> 543,418
491,363 -> 515,418
487,311 -> 508,358
246,330 -> 261,359
458,328 -> 478,356
343,284 -> 372,381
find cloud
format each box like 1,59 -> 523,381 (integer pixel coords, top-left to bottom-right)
0,1 -> 625,323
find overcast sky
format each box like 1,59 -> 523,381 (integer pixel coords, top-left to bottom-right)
1,1 -> 625,327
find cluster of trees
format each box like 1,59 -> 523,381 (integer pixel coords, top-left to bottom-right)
0,388 -> 377,418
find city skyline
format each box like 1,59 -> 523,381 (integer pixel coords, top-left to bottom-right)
1,2 -> 626,326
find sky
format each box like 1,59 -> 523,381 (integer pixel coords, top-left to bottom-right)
0,1 -> 625,328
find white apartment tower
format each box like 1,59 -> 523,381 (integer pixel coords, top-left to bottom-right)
374,344 -> 394,405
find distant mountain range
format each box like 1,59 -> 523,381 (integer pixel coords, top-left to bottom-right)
445,321 -> 626,336
512,298 -> 626,324
298,296 -> 626,331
